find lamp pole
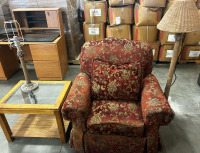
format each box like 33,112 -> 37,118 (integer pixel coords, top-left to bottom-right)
164,33 -> 182,99
12,36 -> 39,93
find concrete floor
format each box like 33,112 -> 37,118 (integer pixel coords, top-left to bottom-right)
0,64 -> 199,153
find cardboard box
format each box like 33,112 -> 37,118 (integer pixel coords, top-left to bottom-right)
159,31 -> 176,45
159,45 -> 181,62
109,0 -> 135,6
84,0 -> 107,24
163,1 -> 173,15
109,5 -> 133,26
150,41 -> 160,61
106,25 -> 131,39
83,22 -> 105,42
181,46 -> 200,60
134,3 -> 162,26
184,32 -> 200,45
132,25 -> 158,43
196,0 -> 200,9
139,0 -> 166,7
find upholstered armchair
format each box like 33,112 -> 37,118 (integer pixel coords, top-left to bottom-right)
62,38 -> 174,153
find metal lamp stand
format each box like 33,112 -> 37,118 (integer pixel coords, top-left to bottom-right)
4,20 -> 38,93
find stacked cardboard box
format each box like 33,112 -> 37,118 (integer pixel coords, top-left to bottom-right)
180,31 -> 200,63
133,1 -> 165,61
158,0 -> 178,63
163,1 -> 173,15
83,0 -> 107,41
106,0 -> 134,39
159,1 -> 199,63
158,31 -> 182,62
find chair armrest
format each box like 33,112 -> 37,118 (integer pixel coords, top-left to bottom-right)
141,74 -> 174,127
61,72 -> 91,130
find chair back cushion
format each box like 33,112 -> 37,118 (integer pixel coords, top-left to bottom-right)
80,38 -> 153,78
91,60 -> 142,101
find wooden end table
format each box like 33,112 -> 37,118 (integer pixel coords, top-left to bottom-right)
0,80 -> 71,143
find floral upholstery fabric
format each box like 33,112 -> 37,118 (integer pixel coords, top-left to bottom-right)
84,133 -> 146,153
141,74 -> 174,153
92,60 -> 142,101
141,74 -> 174,127
70,124 -> 85,153
61,38 -> 174,153
80,37 -> 153,78
61,72 -> 91,131
87,100 -> 144,137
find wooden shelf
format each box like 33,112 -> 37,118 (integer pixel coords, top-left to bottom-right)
21,27 -> 59,30
28,20 -> 46,23
26,15 -> 46,18
11,114 -> 70,139
14,8 -> 60,11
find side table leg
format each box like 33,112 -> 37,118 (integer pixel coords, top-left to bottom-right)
54,111 -> 66,143
0,114 -> 12,142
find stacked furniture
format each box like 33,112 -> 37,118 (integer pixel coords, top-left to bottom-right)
0,8 -> 68,80
83,0 -> 107,41
62,38 -> 174,153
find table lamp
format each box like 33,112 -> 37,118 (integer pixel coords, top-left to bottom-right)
4,20 -> 39,93
157,0 -> 200,99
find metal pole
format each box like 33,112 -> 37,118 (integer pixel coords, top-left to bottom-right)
19,57 -> 31,84
13,37 -> 31,84
164,33 -> 182,99
12,36 -> 38,93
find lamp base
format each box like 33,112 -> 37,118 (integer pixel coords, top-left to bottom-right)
21,82 -> 39,93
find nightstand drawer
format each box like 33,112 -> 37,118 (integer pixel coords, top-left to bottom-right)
34,61 -> 62,79
30,44 -> 59,61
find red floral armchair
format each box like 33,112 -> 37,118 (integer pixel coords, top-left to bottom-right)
62,38 -> 174,153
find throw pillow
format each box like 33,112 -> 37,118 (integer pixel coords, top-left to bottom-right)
91,60 -> 142,101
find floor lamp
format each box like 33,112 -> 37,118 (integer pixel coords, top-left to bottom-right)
157,0 -> 200,99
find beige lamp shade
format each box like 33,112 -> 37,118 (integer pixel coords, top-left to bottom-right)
157,0 -> 200,33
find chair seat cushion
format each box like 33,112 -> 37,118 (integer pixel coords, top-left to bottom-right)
91,60 -> 142,101
87,100 -> 145,137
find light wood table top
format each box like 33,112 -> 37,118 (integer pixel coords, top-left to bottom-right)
0,80 -> 72,143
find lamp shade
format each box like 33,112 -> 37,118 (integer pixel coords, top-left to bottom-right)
157,0 -> 200,33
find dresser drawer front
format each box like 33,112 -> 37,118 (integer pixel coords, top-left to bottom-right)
34,61 -> 62,79
30,44 -> 59,61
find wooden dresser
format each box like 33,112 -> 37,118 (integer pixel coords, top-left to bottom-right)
0,45 -> 19,80
0,8 -> 68,80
